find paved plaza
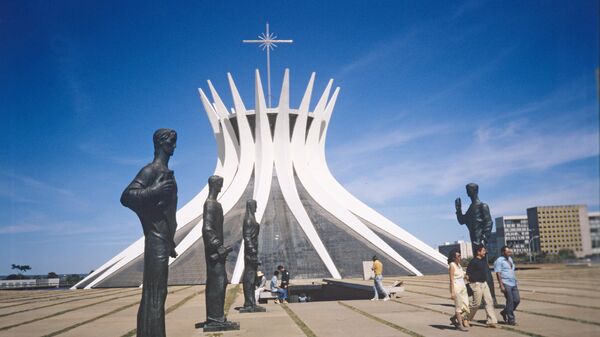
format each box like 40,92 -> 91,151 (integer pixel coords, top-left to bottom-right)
1,265 -> 598,337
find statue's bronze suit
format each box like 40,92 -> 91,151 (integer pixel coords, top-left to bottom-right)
239,199 -> 266,313
121,129 -> 179,337
455,183 -> 498,304
200,175 -> 239,331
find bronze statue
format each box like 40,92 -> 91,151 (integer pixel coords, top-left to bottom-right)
455,182 -> 498,305
200,175 -> 239,331
239,199 -> 266,313
455,183 -> 493,251
120,128 -> 179,337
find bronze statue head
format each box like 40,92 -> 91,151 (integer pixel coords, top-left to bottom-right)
208,175 -> 223,195
466,183 -> 479,199
246,199 -> 257,214
153,128 -> 177,157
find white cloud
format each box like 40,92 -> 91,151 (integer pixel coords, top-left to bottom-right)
335,120 -> 599,205
0,224 -> 43,234
0,170 -> 74,197
491,178 -> 600,216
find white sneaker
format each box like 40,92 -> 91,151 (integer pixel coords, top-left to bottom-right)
370,297 -> 379,301
383,296 -> 390,301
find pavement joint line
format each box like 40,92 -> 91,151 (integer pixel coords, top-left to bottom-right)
401,280 -> 600,300
403,278 -> 600,292
280,303 -> 318,337
42,286 -> 200,337
0,286 -> 192,332
0,288 -> 139,318
0,288 -> 121,305
120,286 -> 203,337
404,289 -> 600,327
404,277 -> 599,291
391,299 -> 546,337
337,301 -> 425,337
0,292 -> 141,332
40,300 -> 140,337
405,282 -> 600,310
0,288 -> 124,305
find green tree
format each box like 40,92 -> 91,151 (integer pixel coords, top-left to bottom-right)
47,272 -> 59,279
558,248 -> 576,260
11,264 -> 32,274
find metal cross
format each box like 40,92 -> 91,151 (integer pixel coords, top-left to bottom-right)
243,23 -> 293,108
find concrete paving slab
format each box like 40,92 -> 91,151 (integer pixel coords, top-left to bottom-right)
57,286 -> 198,337
349,299 -> 517,337
291,300 -> 401,337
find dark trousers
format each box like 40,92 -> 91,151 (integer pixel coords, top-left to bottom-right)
502,284 -> 520,322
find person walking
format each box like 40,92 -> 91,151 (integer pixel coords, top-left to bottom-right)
371,255 -> 390,301
270,271 -> 288,304
466,245 -> 499,328
495,246 -> 520,325
448,250 -> 469,331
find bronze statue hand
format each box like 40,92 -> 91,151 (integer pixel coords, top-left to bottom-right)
455,197 -> 462,212
215,245 -> 233,259
151,174 -> 175,197
170,247 -> 178,258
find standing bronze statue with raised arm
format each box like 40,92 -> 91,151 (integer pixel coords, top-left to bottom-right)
120,128 -> 179,337
455,183 -> 498,305
239,199 -> 266,313
200,175 -> 239,331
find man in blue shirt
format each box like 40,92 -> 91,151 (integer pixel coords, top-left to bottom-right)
494,246 -> 520,325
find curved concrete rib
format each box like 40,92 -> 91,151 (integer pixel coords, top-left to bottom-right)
230,70 -> 275,284
295,79 -> 422,276
269,69 -> 339,279
222,73 -> 258,284
252,70 -> 274,223
169,82 -> 253,265
310,90 -> 447,266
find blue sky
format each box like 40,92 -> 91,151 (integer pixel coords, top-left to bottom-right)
1,1 -> 598,275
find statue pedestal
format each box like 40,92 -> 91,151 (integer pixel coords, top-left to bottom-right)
237,305 -> 266,313
195,320 -> 240,332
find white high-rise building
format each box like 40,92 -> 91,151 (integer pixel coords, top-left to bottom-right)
74,70 -> 447,288
495,216 -> 531,256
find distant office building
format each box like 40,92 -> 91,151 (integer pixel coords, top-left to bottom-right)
487,231 -> 500,259
527,205 -> 592,258
590,212 -> 600,255
437,240 -> 473,259
495,216 -> 531,256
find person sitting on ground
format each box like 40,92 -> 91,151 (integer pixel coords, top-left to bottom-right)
371,255 -> 390,301
254,270 -> 267,303
448,249 -> 469,331
391,280 -> 404,287
270,270 -> 288,304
